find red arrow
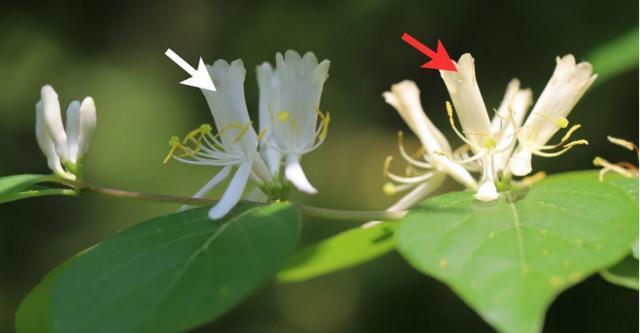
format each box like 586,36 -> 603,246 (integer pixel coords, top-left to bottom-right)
401,33 -> 457,72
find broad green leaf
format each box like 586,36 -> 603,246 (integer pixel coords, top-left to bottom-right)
278,221 -> 397,282
16,202 -> 301,333
0,174 -> 75,204
598,173 -> 639,284
600,255 -> 639,290
396,171 -> 638,333
600,172 -> 639,202
588,27 -> 639,84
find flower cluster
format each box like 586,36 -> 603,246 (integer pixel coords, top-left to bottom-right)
164,50 -> 330,219
384,54 -> 596,206
35,85 -> 97,180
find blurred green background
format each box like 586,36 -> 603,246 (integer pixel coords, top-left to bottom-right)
1,0 -> 637,332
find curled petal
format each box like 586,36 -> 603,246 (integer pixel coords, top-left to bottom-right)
284,154 -> 317,194
509,146 -> 533,176
209,162 -> 252,220
180,166 -> 232,212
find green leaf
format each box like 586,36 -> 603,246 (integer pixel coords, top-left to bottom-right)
600,172 -> 639,202
588,27 -> 639,85
0,174 -> 75,204
600,255 -> 639,290
16,202 -> 301,333
278,221 -> 397,282
396,170 -> 638,333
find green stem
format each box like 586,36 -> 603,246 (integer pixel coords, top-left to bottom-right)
53,178 -> 406,221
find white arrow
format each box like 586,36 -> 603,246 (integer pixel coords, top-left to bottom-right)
165,48 -> 216,92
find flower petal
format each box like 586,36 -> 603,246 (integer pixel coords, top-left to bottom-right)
179,166 -> 232,212
208,162 -> 252,220
65,100 -> 81,163
440,54 -> 492,150
520,55 -> 597,148
284,154 -> 317,194
203,59 -> 258,157
383,80 -> 451,154
36,101 -> 72,178
40,85 -> 69,162
509,146 -> 533,176
75,97 -> 97,161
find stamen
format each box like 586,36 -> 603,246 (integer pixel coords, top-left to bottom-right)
383,182 -> 418,196
533,139 -> 588,157
317,110 -> 331,141
534,112 -> 568,128
397,132 -> 432,169
163,136 -> 183,164
386,170 -> 434,184
607,136 -> 638,152
539,124 -> 582,149
593,156 -> 637,181
446,101 -> 481,149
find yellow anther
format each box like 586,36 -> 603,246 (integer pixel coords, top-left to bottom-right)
555,117 -> 569,128
446,101 -> 454,117
278,111 -> 290,122
535,112 -> 569,128
383,182 -> 396,196
168,136 -> 180,146
199,124 -> 212,135
484,137 -> 497,150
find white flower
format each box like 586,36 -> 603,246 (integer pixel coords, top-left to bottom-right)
166,51 -> 331,219
440,54 -> 502,201
167,59 -> 272,219
509,55 -> 596,176
256,50 -> 330,194
382,80 -> 476,208
35,85 -> 96,180
490,79 -> 533,173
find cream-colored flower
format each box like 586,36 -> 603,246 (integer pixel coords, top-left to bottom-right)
382,80 -> 476,207
509,55 -> 596,176
440,54 -> 502,200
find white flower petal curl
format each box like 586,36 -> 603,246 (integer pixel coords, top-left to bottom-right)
284,154 -> 317,194
209,162 -> 252,220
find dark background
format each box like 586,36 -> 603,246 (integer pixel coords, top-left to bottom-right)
0,0 -> 637,332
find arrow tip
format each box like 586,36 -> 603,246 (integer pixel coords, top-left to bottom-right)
181,58 -> 217,91
421,40 -> 457,72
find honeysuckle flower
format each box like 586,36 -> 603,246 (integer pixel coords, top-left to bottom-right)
382,80 -> 476,208
509,55 -> 596,176
165,51 -> 330,219
440,54 -> 505,200
165,59 -> 273,219
35,85 -> 96,180
256,50 -> 330,194
490,80 -> 533,174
